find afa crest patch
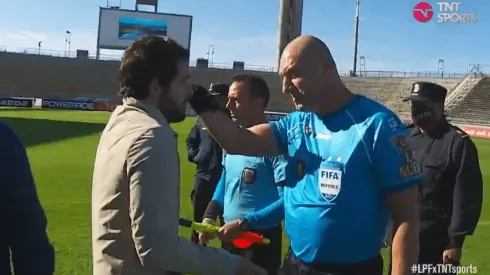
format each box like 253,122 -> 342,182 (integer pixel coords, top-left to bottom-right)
241,168 -> 256,184
305,126 -> 312,136
392,135 -> 409,149
296,160 -> 306,179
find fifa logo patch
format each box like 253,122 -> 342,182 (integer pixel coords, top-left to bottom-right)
318,168 -> 342,201
241,167 -> 256,184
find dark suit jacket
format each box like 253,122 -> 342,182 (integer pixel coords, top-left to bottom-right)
0,121 -> 54,275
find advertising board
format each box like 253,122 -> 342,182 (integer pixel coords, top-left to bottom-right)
97,7 -> 192,50
0,98 -> 33,108
41,99 -> 97,111
460,126 -> 490,139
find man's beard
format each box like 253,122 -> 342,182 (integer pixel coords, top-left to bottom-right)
159,93 -> 186,123
160,107 -> 186,123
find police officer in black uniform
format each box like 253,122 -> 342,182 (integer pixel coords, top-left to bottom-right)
186,83 -> 229,244
403,81 -> 483,274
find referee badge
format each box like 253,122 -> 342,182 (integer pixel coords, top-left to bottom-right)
305,126 -> 312,136
241,167 -> 256,184
296,160 -> 306,179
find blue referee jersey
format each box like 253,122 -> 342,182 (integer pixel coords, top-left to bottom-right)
212,152 -> 287,229
269,95 -> 422,264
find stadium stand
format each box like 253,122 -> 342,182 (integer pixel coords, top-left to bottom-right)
344,77 -> 462,115
0,52 -> 119,100
0,51 -> 466,114
446,76 -> 490,126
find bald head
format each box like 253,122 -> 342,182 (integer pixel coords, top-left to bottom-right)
279,35 -> 347,114
281,35 -> 336,70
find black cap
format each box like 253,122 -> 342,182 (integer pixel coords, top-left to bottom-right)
208,83 -> 229,97
403,82 -> 447,102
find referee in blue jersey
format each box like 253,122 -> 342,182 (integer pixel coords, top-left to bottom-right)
199,75 -> 286,274
189,35 -> 421,275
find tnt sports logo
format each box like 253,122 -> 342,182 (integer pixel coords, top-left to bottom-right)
318,168 -> 342,201
413,2 -> 477,23
413,2 -> 434,23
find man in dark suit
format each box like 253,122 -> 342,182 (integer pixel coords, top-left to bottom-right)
0,120 -> 55,274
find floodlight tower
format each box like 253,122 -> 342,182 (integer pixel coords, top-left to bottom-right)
277,0 -> 303,71
351,0 -> 360,76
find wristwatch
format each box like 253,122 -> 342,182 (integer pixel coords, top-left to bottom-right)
238,219 -> 249,231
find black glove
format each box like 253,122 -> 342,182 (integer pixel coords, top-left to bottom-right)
189,85 -> 219,114
209,83 -> 229,96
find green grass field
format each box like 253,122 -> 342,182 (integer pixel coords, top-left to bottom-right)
1,108 -> 489,275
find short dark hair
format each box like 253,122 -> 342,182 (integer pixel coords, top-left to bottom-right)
231,74 -> 270,108
119,36 -> 189,99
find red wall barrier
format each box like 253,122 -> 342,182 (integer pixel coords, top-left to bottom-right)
459,125 -> 490,139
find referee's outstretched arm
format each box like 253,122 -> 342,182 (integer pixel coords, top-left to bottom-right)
449,136 -> 483,248
198,111 -> 281,156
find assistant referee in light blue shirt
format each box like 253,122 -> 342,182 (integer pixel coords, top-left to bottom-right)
200,74 -> 286,274
189,35 -> 421,275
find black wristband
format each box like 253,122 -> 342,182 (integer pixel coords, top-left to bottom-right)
189,85 -> 219,114
203,200 -> 222,220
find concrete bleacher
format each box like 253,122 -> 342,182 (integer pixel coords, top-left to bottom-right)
0,52 -> 120,100
345,78 -> 462,115
446,76 -> 490,126
0,51 -> 463,114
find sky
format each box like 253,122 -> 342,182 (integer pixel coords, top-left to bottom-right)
0,0 -> 488,74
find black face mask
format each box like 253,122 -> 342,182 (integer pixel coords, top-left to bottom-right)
411,103 -> 434,128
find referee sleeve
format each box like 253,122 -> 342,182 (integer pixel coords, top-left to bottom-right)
270,116 -> 290,154
371,112 -> 422,193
